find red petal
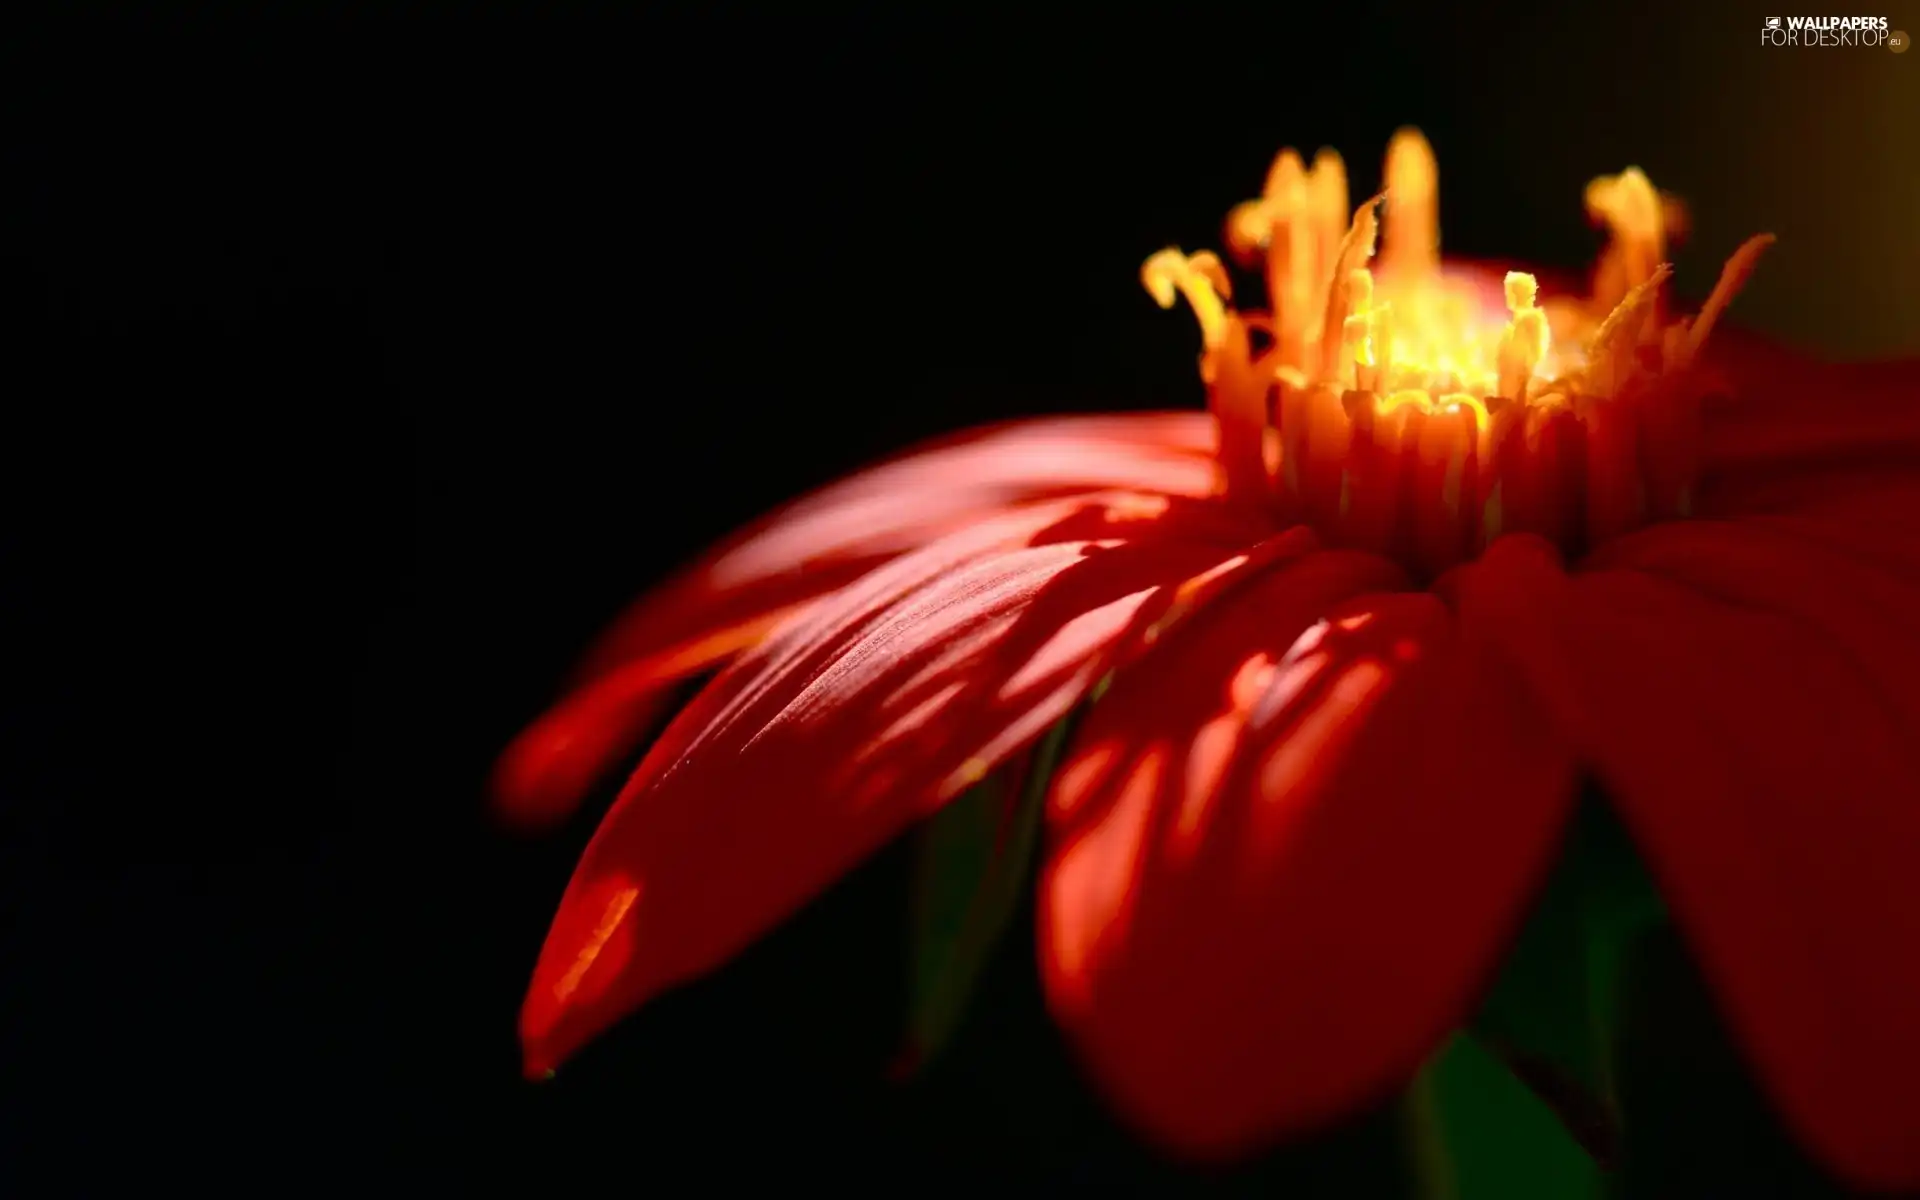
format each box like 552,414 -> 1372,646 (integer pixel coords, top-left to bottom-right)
1526,520 -> 1920,1191
1687,350 -> 1920,587
1700,356 -> 1920,515
492,413 -> 1220,826
1040,560 -> 1575,1159
491,495 -> 1093,829
578,413 -> 1220,678
519,507 -> 1248,1078
489,607 -> 803,828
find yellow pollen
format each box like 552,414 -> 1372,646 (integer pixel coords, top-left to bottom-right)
1496,272 -> 1550,401
1504,271 -> 1537,313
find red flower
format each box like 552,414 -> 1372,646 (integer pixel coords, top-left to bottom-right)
501,130 -> 1920,1190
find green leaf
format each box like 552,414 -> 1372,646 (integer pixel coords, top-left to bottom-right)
1400,1053 -> 1461,1200
895,714 -> 1073,1076
1467,794 -> 1667,1167
1408,1034 -> 1609,1200
1467,790 -> 1853,1194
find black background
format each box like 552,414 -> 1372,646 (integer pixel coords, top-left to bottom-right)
5,2 -> 1915,1191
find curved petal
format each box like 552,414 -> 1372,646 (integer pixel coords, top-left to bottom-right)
1698,354 -> 1920,519
492,412 -> 1220,826
489,608 -> 802,829
1528,520 -> 1920,1192
519,502 -> 1253,1078
491,496 -> 1100,829
1039,559 -> 1576,1160
578,413 -> 1221,677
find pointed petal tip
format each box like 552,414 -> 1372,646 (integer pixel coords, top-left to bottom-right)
488,719 -> 600,831
517,973 -> 582,1082
519,1019 -> 566,1082
487,671 -> 682,832
487,756 -> 576,832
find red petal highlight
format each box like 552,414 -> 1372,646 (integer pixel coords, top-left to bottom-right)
489,606 -> 803,828
519,505 -> 1250,1078
1040,563 -> 1575,1160
1540,521 -> 1920,1191
492,495 -> 1092,830
579,413 -> 1221,678
491,414 -> 1221,826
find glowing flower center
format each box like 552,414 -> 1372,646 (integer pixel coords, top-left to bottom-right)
1144,128 -> 1773,577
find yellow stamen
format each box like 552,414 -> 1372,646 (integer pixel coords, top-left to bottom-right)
1263,148 -> 1307,206
1586,167 -> 1666,310
1307,149 -> 1349,299
1438,392 -> 1490,428
1225,199 -> 1272,263
1139,133 -> 1771,573
1259,150 -> 1317,363
1495,271 -> 1551,401
1141,248 -> 1232,350
1317,198 -> 1383,377
1505,272 -> 1537,314
1348,268 -> 1375,315
1367,303 -> 1395,392
1379,128 -> 1439,282
1581,264 -> 1672,397
1680,233 -> 1776,367
1338,268 -> 1377,388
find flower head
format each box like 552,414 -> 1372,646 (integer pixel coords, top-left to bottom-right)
1157,128 -> 1777,580
503,130 -> 1920,1191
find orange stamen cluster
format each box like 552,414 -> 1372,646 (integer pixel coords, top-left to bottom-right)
1145,128 -> 1774,576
